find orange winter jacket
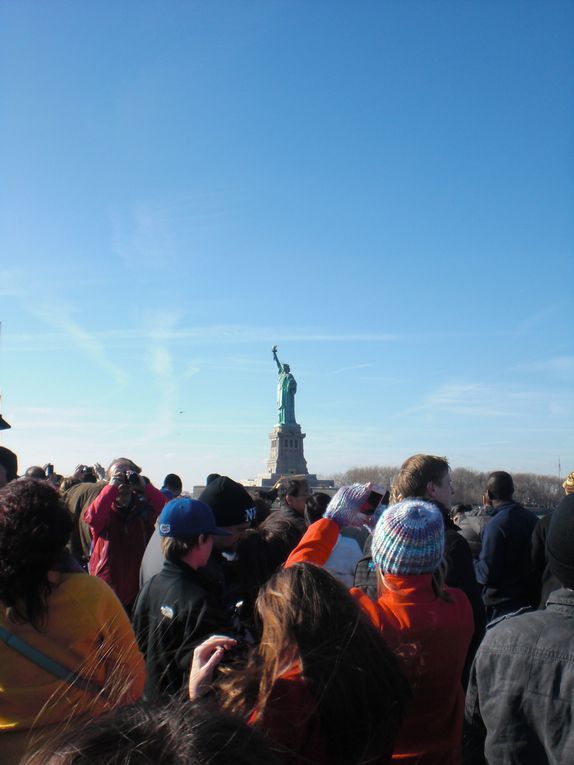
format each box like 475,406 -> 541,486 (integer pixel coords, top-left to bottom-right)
286,519 -> 474,765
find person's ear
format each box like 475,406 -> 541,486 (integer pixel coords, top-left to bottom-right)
425,481 -> 436,499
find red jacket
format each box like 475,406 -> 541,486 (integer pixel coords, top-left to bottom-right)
84,483 -> 166,608
286,519 -> 474,765
249,663 -> 327,765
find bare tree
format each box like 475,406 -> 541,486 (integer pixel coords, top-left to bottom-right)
330,465 -> 398,491
329,465 -> 563,510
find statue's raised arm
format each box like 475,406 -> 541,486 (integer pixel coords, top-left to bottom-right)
271,345 -> 297,426
272,345 -> 283,372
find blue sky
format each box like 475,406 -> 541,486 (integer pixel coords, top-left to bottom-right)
1,1 -> 572,489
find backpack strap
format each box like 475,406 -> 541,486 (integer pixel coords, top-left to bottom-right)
0,624 -> 104,696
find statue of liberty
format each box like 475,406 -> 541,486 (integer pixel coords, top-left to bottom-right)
272,345 -> 297,426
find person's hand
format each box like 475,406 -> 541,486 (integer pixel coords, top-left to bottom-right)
110,469 -> 127,488
188,635 -> 237,700
74,464 -> 96,481
324,483 -> 372,528
93,463 -> 105,480
129,472 -> 147,494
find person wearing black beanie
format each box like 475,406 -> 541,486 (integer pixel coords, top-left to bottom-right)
198,476 -> 254,534
531,488 -> 574,609
546,494 -> 574,590
197,476 -> 256,608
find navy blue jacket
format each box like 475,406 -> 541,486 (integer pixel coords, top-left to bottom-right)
474,501 -> 538,610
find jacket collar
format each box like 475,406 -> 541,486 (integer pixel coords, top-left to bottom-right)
381,573 -> 437,602
546,588 -> 574,610
160,558 -> 217,588
486,500 -> 520,517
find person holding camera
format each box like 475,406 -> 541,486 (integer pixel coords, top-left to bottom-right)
83,464 -> 166,613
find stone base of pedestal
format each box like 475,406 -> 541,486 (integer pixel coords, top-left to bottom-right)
255,424 -> 335,489
265,424 -> 308,475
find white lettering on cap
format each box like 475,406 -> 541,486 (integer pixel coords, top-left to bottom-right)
245,507 -> 256,523
159,523 -> 171,534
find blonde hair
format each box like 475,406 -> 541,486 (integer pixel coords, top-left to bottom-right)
160,536 -> 195,563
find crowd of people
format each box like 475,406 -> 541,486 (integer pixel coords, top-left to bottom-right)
0,445 -> 573,765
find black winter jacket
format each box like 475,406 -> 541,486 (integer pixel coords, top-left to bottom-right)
132,559 -> 231,700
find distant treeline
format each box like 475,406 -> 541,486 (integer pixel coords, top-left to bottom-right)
328,465 -> 564,510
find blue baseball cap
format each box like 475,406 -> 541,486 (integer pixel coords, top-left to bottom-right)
158,497 -> 232,541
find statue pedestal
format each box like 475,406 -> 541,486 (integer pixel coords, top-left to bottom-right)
258,424 -> 317,487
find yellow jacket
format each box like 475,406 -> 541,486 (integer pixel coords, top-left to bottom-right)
0,571 -> 145,763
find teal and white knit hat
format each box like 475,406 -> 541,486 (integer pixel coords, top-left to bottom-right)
372,498 -> 444,575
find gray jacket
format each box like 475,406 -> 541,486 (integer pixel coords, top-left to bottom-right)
456,510 -> 490,559
465,588 -> 574,764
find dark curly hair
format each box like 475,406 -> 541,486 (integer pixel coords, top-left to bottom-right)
23,699 -> 279,765
0,478 -> 74,630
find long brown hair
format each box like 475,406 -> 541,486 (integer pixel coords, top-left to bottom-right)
218,562 -> 410,765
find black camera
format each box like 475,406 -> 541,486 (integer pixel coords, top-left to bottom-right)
124,470 -> 141,486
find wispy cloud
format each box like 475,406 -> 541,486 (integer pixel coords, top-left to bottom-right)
31,303 -> 129,387
6,324 -> 400,349
516,356 -> 574,379
328,363 -> 373,375
135,309 -> 185,444
511,304 -> 563,334
182,365 -> 200,380
110,191 -> 237,268
111,202 -> 178,268
400,382 -> 544,419
11,405 -> 121,432
149,346 -> 178,430
0,271 -> 26,297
